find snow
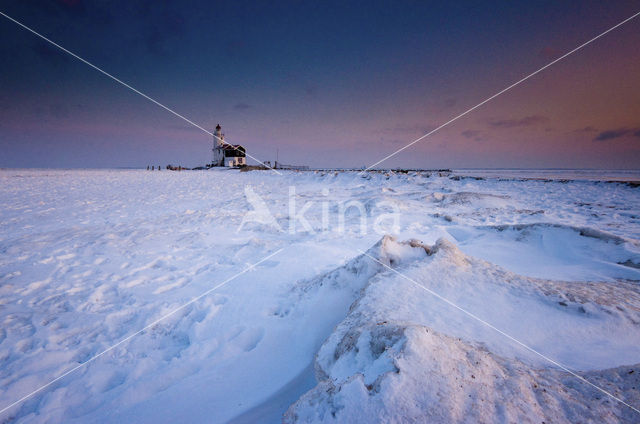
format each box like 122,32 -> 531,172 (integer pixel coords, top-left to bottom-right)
0,168 -> 639,423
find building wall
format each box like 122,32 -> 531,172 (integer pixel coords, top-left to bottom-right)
225,157 -> 245,167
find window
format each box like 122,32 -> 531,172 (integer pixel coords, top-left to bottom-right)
224,146 -> 246,158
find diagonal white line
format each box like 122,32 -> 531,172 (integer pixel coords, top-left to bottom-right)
0,11 -> 211,136
0,247 -> 284,416
358,249 -> 640,416
361,11 -> 640,173
0,11 -> 282,175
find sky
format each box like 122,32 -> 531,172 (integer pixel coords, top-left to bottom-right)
1,0 -> 639,169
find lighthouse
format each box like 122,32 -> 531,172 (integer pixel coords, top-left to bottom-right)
214,124 -> 224,147
210,124 -> 247,167
212,124 -> 224,165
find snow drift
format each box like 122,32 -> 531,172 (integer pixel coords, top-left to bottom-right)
285,236 -> 640,423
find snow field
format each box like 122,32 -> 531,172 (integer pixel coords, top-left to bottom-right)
0,168 -> 639,422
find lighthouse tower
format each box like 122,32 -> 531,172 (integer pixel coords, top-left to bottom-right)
212,124 -> 225,165
214,124 -> 224,147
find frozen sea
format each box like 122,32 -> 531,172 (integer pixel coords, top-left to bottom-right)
0,168 -> 639,423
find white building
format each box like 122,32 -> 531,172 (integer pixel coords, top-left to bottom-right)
211,124 -> 246,167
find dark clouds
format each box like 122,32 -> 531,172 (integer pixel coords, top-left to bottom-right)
461,129 -> 484,142
489,115 -> 549,128
488,115 -> 549,129
593,127 -> 640,142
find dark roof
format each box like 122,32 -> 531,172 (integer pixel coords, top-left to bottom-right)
221,144 -> 244,150
215,124 -> 221,130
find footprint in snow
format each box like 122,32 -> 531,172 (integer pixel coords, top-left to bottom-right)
228,326 -> 265,352
269,304 -> 291,318
152,277 -> 190,295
